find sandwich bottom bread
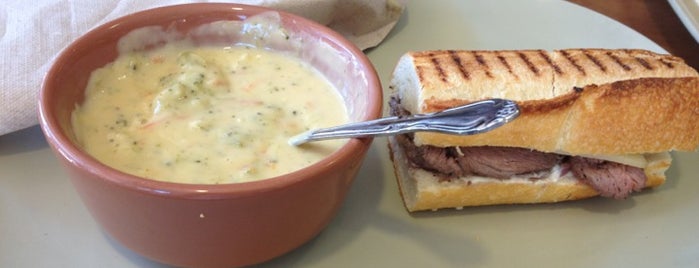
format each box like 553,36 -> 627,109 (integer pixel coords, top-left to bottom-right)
387,49 -> 699,212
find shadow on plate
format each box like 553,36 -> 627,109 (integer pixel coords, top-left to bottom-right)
0,125 -> 48,156
102,232 -> 172,268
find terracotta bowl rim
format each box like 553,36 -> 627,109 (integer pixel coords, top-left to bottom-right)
38,3 -> 383,200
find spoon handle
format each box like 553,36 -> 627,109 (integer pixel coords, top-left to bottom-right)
289,98 -> 519,146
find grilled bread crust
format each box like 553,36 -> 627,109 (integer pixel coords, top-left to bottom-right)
388,136 -> 672,212
390,49 -> 699,155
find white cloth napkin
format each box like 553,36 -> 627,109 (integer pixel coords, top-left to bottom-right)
0,0 -> 405,136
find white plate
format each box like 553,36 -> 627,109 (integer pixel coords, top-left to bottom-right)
2,1 -> 698,267
670,0 -> 699,43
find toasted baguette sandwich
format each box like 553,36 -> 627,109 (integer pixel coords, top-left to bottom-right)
387,49 -> 699,212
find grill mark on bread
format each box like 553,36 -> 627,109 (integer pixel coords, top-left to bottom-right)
448,50 -> 471,80
472,51 -> 494,78
518,52 -> 540,76
560,50 -> 586,76
624,49 -> 655,71
429,52 -> 449,83
495,51 -> 518,80
634,57 -> 653,70
582,50 -> 607,73
606,51 -> 632,71
659,58 -> 675,69
416,65 -> 427,86
538,50 -> 562,75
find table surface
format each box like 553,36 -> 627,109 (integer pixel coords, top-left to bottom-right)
569,0 -> 699,70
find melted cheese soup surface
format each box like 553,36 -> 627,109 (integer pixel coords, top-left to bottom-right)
72,43 -> 348,184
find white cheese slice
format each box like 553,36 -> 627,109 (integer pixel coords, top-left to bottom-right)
579,154 -> 647,168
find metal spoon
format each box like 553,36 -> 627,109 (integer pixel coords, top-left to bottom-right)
288,98 -> 520,146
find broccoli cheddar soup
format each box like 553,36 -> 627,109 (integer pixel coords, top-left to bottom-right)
71,43 -> 348,184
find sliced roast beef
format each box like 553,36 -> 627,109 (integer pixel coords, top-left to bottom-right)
569,156 -> 646,199
396,133 -> 560,179
398,134 -> 464,176
456,147 -> 560,179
